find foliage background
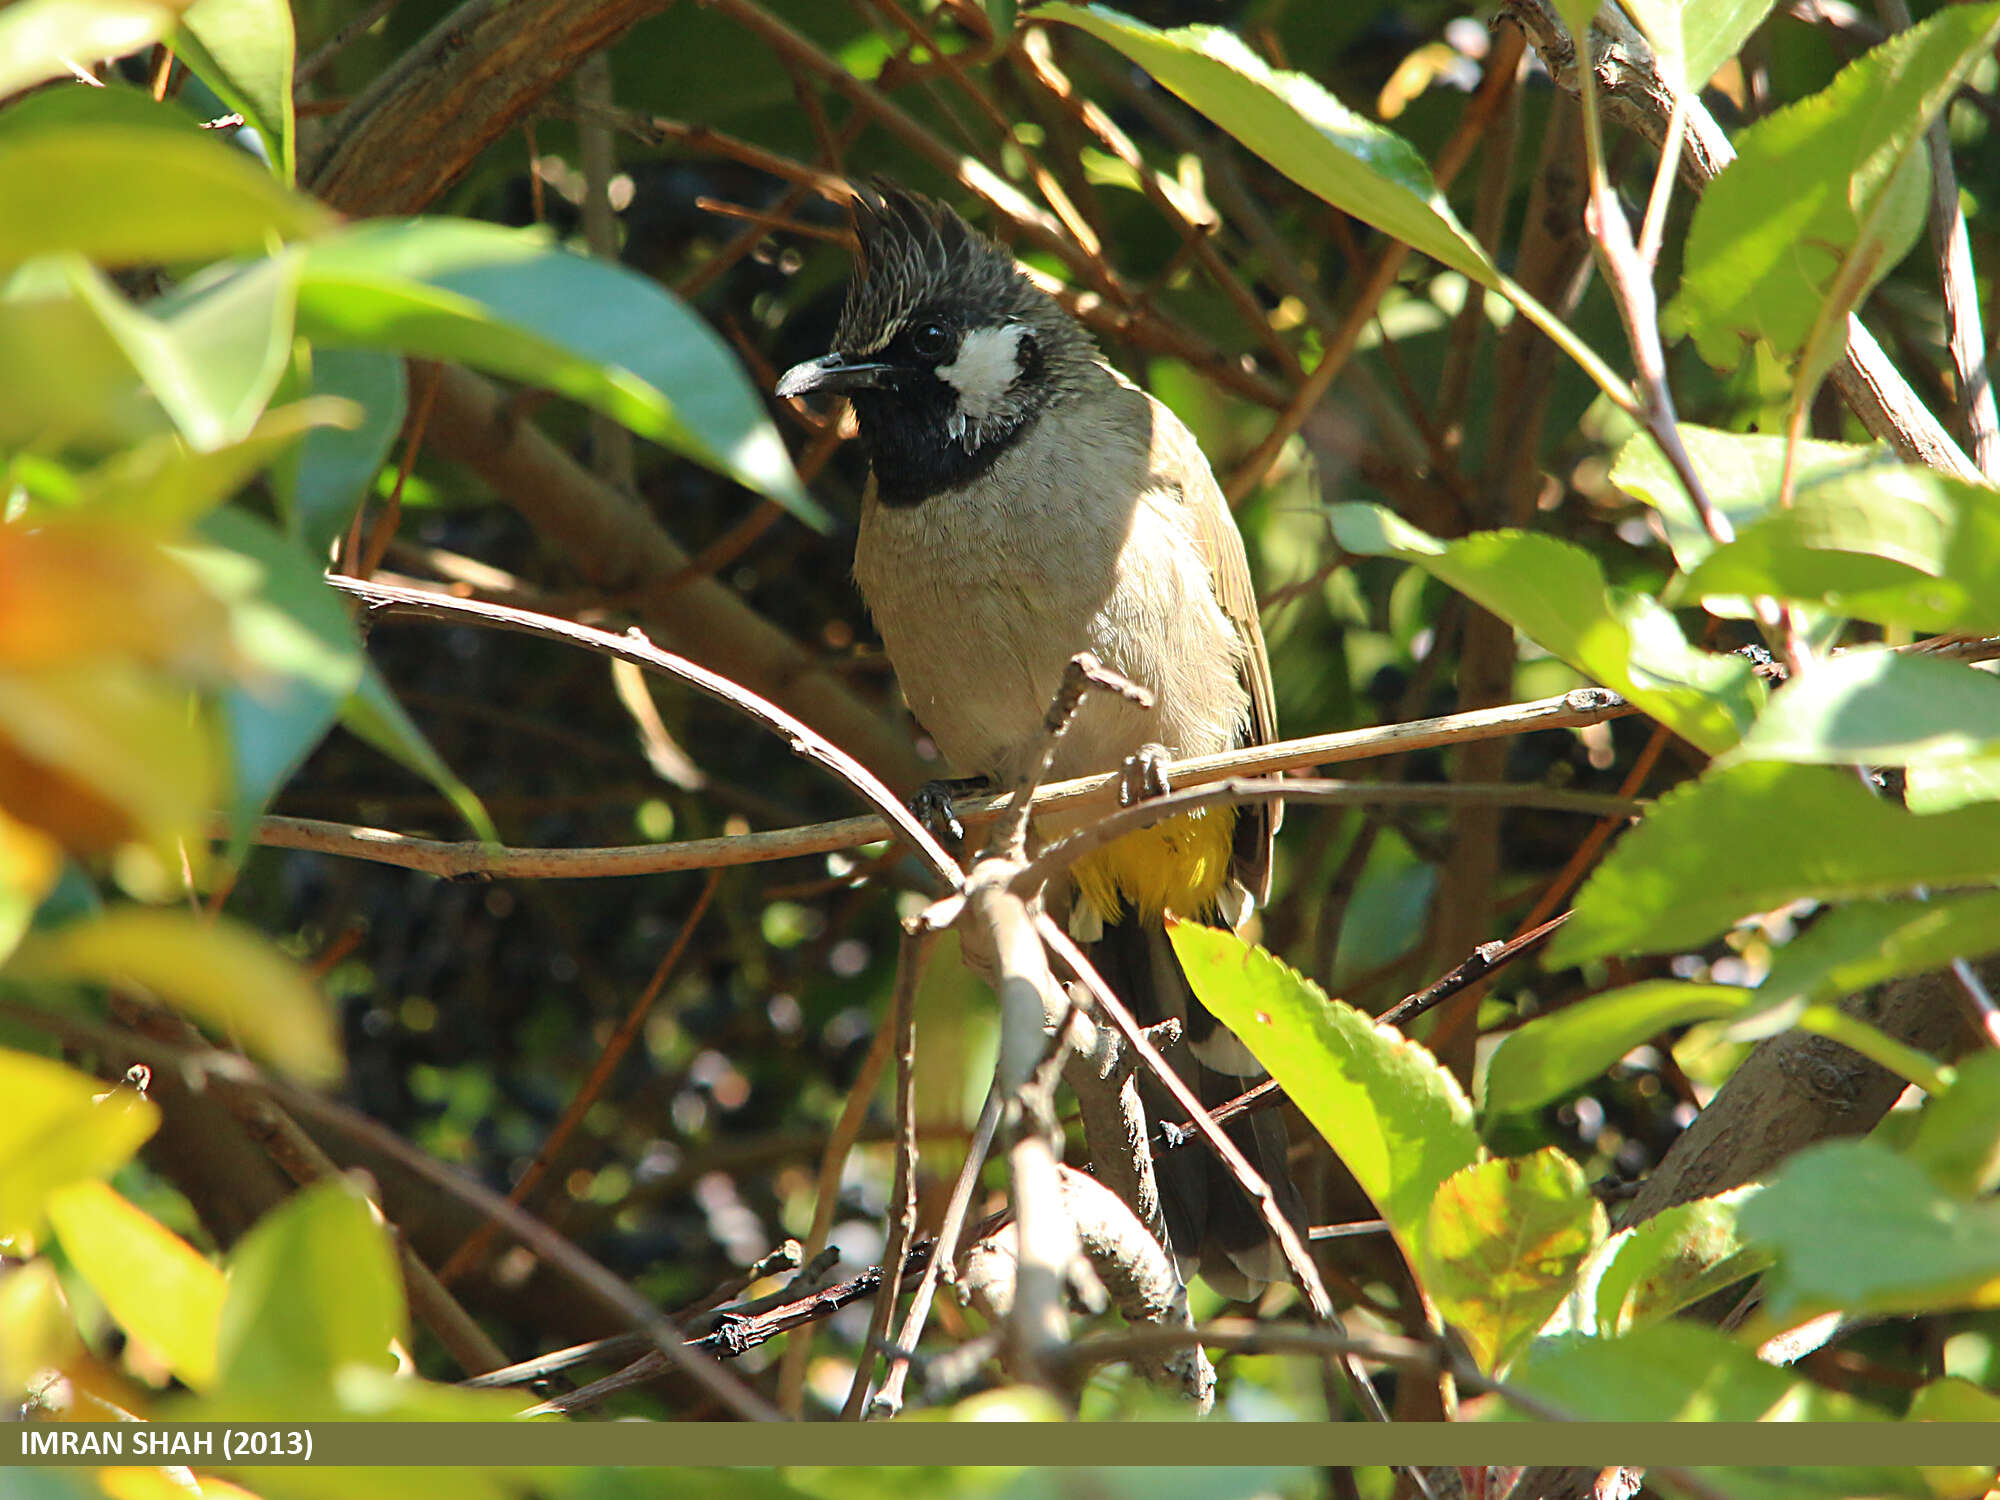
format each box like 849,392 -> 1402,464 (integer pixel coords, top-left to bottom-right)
7,0 -> 2000,1491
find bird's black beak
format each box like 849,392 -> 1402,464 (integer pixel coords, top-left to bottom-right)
776,353 -> 894,399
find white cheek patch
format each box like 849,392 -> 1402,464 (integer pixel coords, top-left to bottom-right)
936,323 -> 1028,425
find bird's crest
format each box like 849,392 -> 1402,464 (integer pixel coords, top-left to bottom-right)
836,183 -> 1032,355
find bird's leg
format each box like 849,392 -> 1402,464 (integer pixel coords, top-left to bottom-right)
911,774 -> 992,847
1118,743 -> 1174,806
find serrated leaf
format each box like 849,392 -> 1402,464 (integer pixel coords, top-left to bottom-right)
1485,981 -> 1751,1115
1761,891 -> 2000,1017
1589,1188 -> 1767,1335
341,661 -> 498,844
0,1049 -> 158,1248
0,127 -> 330,270
296,219 -> 823,528
1733,653 -> 2000,767
10,908 -> 340,1080
175,0 -> 294,179
1420,1148 -> 1605,1374
1607,424 -> 1893,574
1168,921 -> 1480,1261
214,1177 -> 403,1401
1677,2 -> 2000,373
1331,502 -> 1761,753
1674,459 -> 2000,635
46,1179 -> 224,1389
271,348 -> 406,558
1549,762 -> 2000,965
1741,1138 -> 2000,1319
1042,4 -> 1501,290
0,0 -> 191,102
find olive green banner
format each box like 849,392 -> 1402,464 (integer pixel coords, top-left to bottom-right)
6,1422 -> 2000,1467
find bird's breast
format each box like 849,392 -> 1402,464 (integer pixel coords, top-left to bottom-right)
853,416 -> 1248,797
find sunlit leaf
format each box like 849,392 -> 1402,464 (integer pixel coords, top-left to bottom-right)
1331,502 -> 1761,752
1169,922 -> 1480,1262
1741,1138 -> 2000,1319
1549,762 -> 2000,965
1906,1052 -> 2000,1199
0,127 -> 330,270
1677,2 -> 2000,378
1043,4 -> 1500,290
296,219 -> 823,527
0,1049 -> 158,1248
1420,1148 -> 1604,1373
46,1179 -> 224,1389
1733,653 -> 2000,767
0,0 -> 191,102
1485,981 -> 1750,1116
1761,891 -> 2000,1019
1588,1188 -> 1767,1335
0,1256 -> 79,1398
10,908 -> 340,1080
214,1178 -> 403,1400
176,0 -> 295,179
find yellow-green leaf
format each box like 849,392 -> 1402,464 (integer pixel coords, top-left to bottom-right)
0,1048 -> 158,1247
10,909 -> 340,1080
46,1179 -> 224,1389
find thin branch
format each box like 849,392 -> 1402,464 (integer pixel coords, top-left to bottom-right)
328,573 -> 960,890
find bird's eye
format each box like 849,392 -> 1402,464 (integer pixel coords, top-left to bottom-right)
907,319 -> 951,358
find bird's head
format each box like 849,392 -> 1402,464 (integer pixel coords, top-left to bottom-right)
776,185 -> 1095,506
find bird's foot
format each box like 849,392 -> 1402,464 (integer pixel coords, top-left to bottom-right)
1119,743 -> 1174,807
912,775 -> 991,847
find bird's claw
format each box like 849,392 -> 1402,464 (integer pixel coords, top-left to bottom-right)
912,776 -> 989,846
1119,743 -> 1174,807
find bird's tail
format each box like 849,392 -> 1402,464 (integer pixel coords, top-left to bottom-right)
1083,913 -> 1306,1302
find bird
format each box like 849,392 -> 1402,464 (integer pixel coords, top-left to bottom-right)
776,184 -> 1303,1300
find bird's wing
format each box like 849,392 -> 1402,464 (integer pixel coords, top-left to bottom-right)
1146,389 -> 1281,910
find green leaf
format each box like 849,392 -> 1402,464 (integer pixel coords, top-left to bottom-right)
1419,1148 -> 1605,1374
1549,762 -> 2000,966
342,661 -> 499,845
1607,424 -> 1892,574
1484,981 -> 1750,1116
175,0 -> 295,179
0,0 -> 190,102
1168,922 -> 1480,1262
0,77 -> 205,141
0,271 -> 175,453
1621,0 -> 1778,95
1760,891 -> 2000,1015
1907,757 -> 2000,814
1330,502 -> 1761,753
74,397 -> 359,531
1041,5 -> 1501,290
46,1179 -> 224,1389
68,251 -> 301,451
10,908 -> 340,1080
1509,1321 -> 1884,1421
0,127 -> 330,270
271,348 -> 407,558
178,509 -> 367,853
213,1177 -> 403,1403
296,219 -> 824,528
1909,1375 -> 2000,1422
1674,461 -> 2000,635
1741,1138 -> 2000,1319
1907,1051 -> 2000,1198
1589,1188 -> 1768,1335
0,1048 -> 158,1248
1733,653 -> 2000,767
1677,1 -> 2000,373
